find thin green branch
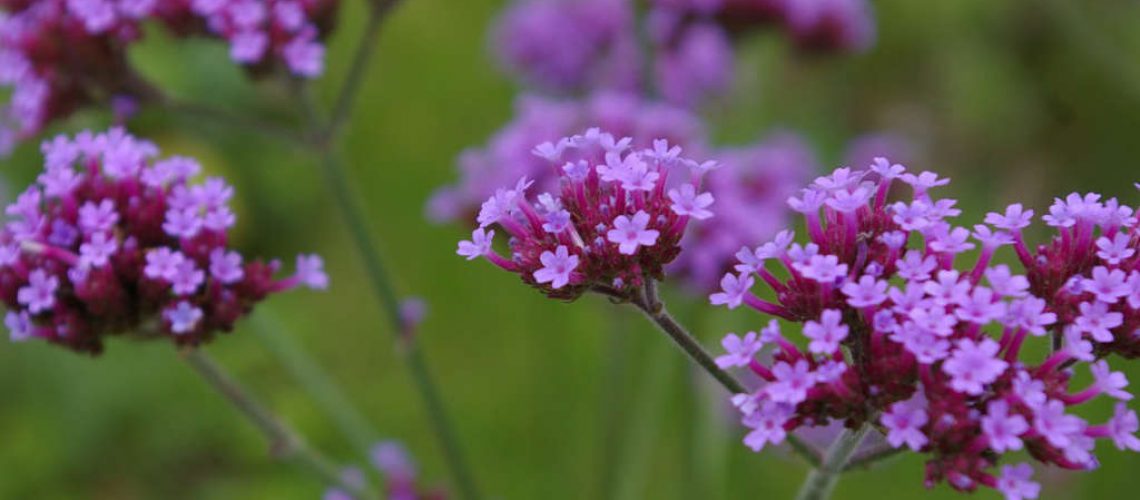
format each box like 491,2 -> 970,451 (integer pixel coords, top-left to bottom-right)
328,0 -> 404,137
795,425 -> 870,500
183,349 -> 379,498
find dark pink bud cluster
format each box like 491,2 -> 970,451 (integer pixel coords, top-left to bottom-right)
658,0 -> 876,54
991,193 -> 1140,358
457,128 -> 717,300
711,158 -> 1140,499
1,128 -> 328,354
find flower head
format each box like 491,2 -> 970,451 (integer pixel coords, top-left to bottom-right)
0,129 -> 325,354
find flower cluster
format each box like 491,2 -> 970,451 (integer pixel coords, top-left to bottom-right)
323,441 -> 446,500
999,192 -> 1140,359
0,0 -> 337,154
689,0 -> 877,53
712,159 -> 1140,498
427,92 -> 707,224
457,129 -> 717,300
493,0 -> 734,107
1,128 -> 327,354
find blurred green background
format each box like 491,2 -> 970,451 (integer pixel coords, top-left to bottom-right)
3,0 -> 1140,498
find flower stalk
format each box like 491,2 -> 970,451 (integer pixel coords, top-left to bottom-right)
794,425 -> 871,500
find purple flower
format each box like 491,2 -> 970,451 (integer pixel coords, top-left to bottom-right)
1082,266 -> 1130,304
766,359 -> 815,404
1090,360 -> 1132,401
881,399 -> 929,451
163,207 -> 203,239
803,309 -> 849,354
607,211 -> 660,255
1074,301 -> 1123,342
18,269 -> 59,314
995,463 -> 1040,500
709,272 -> 754,309
795,254 -> 849,283
533,246 -> 579,289
5,311 -> 34,342
896,250 -> 937,281
986,265 -> 1030,298
145,248 -> 185,282
78,199 -> 119,234
668,184 -> 714,220
842,275 -> 888,307
294,255 -> 329,290
457,228 -> 496,260
164,301 -> 202,335
209,249 -> 244,284
1033,399 -> 1086,449
942,338 -> 1007,395
741,401 -> 792,452
981,400 -> 1028,453
1096,233 -> 1135,264
171,259 -> 205,296
715,330 -> 764,369
1105,403 -> 1140,451
78,232 -> 118,268
985,204 -> 1035,231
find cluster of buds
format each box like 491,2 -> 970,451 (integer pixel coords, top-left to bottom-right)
0,0 -> 338,154
711,159 -> 1140,498
323,441 -> 446,500
457,128 -> 717,300
995,192 -> 1140,358
1,128 -> 327,354
427,92 -> 706,225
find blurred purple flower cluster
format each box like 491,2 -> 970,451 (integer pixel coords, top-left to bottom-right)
324,441 -> 446,500
0,0 -> 338,153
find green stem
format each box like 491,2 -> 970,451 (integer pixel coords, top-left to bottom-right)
250,313 -> 380,457
842,443 -> 902,472
630,281 -> 822,468
182,349 -> 379,498
794,425 -> 870,500
328,0 -> 403,138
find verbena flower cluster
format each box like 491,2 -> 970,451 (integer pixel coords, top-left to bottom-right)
427,92 -> 706,225
712,158 -> 1140,498
0,0 -> 337,153
493,0 -> 874,106
456,128 -> 717,300
661,0 -> 876,53
323,441 -> 445,500
1,128 -> 327,354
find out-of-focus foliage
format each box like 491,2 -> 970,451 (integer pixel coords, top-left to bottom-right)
2,0 -> 1140,498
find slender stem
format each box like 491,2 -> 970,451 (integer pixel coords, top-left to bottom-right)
250,313 -> 380,457
629,281 -> 821,468
842,443 -> 902,472
328,0 -> 403,138
795,425 -> 870,500
182,349 -> 378,498
295,85 -> 481,500
157,96 -> 305,145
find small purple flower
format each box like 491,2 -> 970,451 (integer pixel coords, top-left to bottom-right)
841,275 -> 888,307
1033,399 -> 1086,449
18,269 -> 59,314
709,272 -> 754,309
995,463 -> 1040,500
741,401 -> 792,452
766,359 -> 815,404
457,228 -> 495,260
164,301 -> 203,335
715,330 -> 764,369
942,338 -> 1007,395
803,309 -> 849,354
145,248 -> 185,282
1091,360 -> 1132,401
1082,266 -> 1130,304
283,35 -> 325,78
896,250 -> 937,281
171,259 -> 205,296
794,254 -> 848,283
1074,301 -> 1124,342
986,265 -> 1030,298
533,246 -> 579,289
295,254 -> 329,290
668,184 -> 714,220
1096,233 -> 1135,265
78,199 -> 119,234
881,399 -> 929,451
607,211 -> 660,255
1105,403 -> 1140,451
981,400 -> 1029,453
78,232 -> 118,268
5,311 -> 34,342
985,204 -> 1034,231
209,249 -> 244,284
163,207 -> 203,239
